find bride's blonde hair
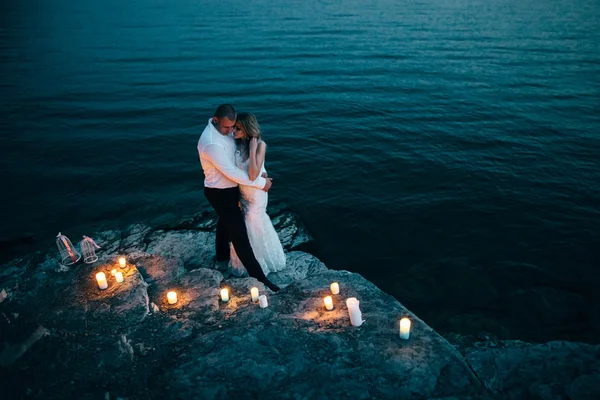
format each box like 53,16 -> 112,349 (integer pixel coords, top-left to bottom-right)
236,112 -> 262,140
234,112 -> 263,161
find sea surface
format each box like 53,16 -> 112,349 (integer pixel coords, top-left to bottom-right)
1,0 -> 599,343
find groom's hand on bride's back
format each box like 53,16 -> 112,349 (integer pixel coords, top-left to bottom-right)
263,177 -> 273,192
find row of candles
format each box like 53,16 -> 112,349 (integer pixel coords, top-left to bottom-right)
166,287 -> 270,308
166,281 -> 412,339
94,258 -> 412,339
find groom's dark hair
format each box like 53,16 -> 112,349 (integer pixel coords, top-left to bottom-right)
214,104 -> 236,120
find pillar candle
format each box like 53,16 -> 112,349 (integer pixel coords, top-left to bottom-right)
96,272 -> 108,290
324,296 -> 333,310
330,282 -> 340,295
167,291 -> 177,305
111,269 -> 117,276
220,288 -> 229,302
400,317 -> 411,340
119,257 -> 126,268
259,295 -> 268,308
115,272 -> 124,283
346,297 -> 363,326
251,287 -> 259,303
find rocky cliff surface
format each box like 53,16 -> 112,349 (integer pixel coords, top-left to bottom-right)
0,207 -> 597,399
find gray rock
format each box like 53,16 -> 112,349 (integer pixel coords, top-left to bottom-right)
268,251 -> 328,288
91,230 -> 122,255
0,265 -> 25,283
119,224 -> 152,254
3,209 -> 595,400
567,373 -> 600,400
453,338 -> 600,400
165,268 -> 223,315
130,254 -> 185,288
146,230 -> 215,271
271,209 -> 314,251
157,209 -> 219,231
169,270 -> 488,400
276,224 -> 298,250
0,325 -> 49,367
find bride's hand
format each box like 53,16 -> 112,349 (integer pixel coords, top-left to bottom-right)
249,137 -> 258,155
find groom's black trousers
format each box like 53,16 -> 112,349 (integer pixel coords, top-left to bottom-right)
204,186 -> 269,283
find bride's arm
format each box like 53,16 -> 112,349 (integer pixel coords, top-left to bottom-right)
248,138 -> 267,181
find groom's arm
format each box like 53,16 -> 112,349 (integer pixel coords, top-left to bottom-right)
202,144 -> 267,189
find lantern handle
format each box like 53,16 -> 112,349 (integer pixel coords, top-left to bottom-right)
82,235 -> 102,249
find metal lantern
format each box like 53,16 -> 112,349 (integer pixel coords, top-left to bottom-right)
56,232 -> 81,265
80,235 -> 101,264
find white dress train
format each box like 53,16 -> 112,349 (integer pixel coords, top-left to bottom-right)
229,151 -> 286,277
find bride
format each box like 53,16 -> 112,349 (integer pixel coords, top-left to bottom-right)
229,112 -> 286,277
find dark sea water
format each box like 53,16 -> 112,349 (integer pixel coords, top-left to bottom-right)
2,0 -> 599,343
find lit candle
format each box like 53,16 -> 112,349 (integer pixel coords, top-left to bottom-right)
259,295 -> 268,308
167,291 -> 177,305
119,257 -> 126,268
250,287 -> 259,303
330,282 -> 340,295
96,272 -> 108,290
346,297 -> 363,327
115,272 -> 124,283
220,288 -> 229,302
324,296 -> 333,310
111,269 -> 117,276
400,317 -> 411,340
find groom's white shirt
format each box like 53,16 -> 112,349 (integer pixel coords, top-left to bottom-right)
198,118 -> 267,189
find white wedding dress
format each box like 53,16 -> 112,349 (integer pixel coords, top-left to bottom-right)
229,148 -> 286,277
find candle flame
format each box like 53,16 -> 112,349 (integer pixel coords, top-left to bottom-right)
167,291 -> 177,304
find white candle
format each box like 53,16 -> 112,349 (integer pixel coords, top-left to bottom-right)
220,288 -> 229,302
250,287 -> 259,303
330,282 -> 340,295
111,269 -> 117,276
167,291 -> 177,305
346,297 -> 363,327
259,295 -> 268,308
324,296 -> 333,310
400,317 -> 411,340
96,272 -> 108,290
115,272 -> 124,283
119,257 -> 126,268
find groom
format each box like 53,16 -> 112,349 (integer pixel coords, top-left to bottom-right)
198,104 -> 280,292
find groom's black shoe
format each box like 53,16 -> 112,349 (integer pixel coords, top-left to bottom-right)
262,278 -> 280,293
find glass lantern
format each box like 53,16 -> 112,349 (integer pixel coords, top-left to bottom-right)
80,235 -> 101,264
56,232 -> 81,265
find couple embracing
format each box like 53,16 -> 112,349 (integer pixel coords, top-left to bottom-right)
197,104 -> 285,292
